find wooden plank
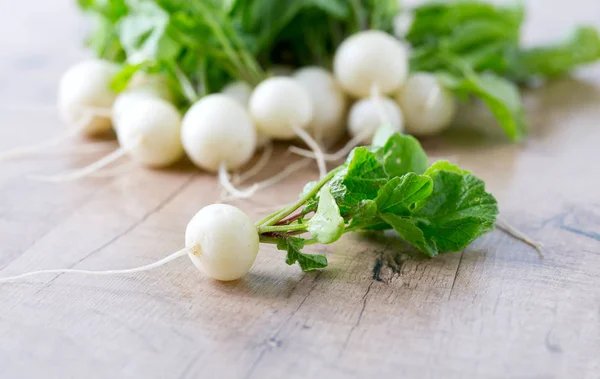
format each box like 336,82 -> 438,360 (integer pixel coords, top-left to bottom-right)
0,1 -> 599,378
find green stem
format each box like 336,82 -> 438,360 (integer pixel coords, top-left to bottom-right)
174,64 -> 199,104
255,166 -> 343,228
258,223 -> 308,234
194,3 -> 250,83
259,236 -> 279,245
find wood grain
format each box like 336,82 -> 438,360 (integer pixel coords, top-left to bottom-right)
0,1 -> 599,378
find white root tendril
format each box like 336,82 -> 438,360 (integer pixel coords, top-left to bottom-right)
28,146 -> 130,183
221,158 -> 312,203
289,128 -> 372,162
291,125 -> 327,179
218,143 -> 274,201
89,160 -> 137,178
218,162 -> 259,199
495,216 -> 544,258
0,109 -> 107,162
0,246 -> 193,283
234,142 -> 274,184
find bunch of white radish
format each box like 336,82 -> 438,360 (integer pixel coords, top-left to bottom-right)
1,29 -> 460,192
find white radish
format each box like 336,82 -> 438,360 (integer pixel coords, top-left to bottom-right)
293,66 -> 348,146
396,72 -> 457,136
248,77 -> 313,140
185,204 -> 259,280
333,30 -> 409,98
249,76 -> 327,178
221,81 -> 270,149
0,204 -> 259,283
348,97 -> 404,144
58,59 -> 119,136
116,97 -> 184,167
182,94 -> 257,172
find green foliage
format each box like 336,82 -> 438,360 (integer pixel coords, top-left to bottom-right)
277,236 -> 328,271
406,1 -> 600,142
267,133 -> 499,269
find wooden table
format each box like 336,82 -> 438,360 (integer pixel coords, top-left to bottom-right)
1,1 -> 599,378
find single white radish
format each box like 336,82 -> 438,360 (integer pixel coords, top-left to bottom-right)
248,77 -> 313,140
58,59 -> 119,136
293,66 -> 348,146
116,97 -> 184,167
348,97 -> 404,143
0,204 -> 259,283
396,72 -> 457,136
112,73 -> 173,126
185,204 -> 259,280
221,81 -> 270,149
333,30 -> 409,98
182,94 -> 257,172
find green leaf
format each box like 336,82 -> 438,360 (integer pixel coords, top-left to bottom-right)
379,214 -> 437,256
376,133 -> 429,176
509,26 -> 600,81
425,160 -> 471,176
448,71 -> 527,142
77,0 -> 128,61
307,186 -> 345,244
118,1 -> 182,63
329,147 -> 387,215
277,236 -> 328,271
375,173 -> 433,215
412,169 -> 498,253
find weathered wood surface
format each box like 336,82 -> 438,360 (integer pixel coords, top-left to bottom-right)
0,1 -> 599,378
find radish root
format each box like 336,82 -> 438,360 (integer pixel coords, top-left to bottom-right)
0,246 -> 193,283
292,125 -> 327,179
0,109 -> 109,162
221,158 -> 312,203
495,216 -> 544,258
29,146 -> 130,182
289,128 -> 372,162
218,162 -> 259,199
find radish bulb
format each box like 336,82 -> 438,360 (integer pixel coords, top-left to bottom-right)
293,67 -> 348,146
185,204 -> 259,281
182,94 -> 257,172
396,73 -> 457,136
348,97 -> 404,143
248,77 -> 313,140
58,59 -> 119,136
116,97 -> 184,167
333,30 -> 409,98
